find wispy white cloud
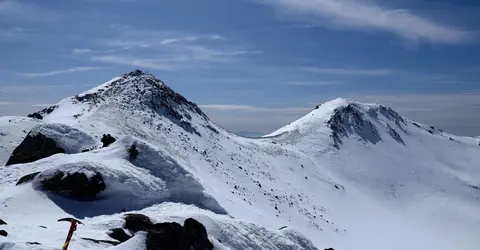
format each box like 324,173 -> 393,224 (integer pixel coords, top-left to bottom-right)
211,34 -> 225,40
92,56 -> 175,71
260,0 -> 471,44
0,101 -> 16,106
31,104 -> 53,107
199,105 -> 256,111
106,31 -> 225,49
160,36 -> 198,45
20,67 -> 102,78
72,49 -> 92,54
86,26 -> 259,70
304,67 -> 393,76
91,46 -> 261,71
288,80 -> 342,86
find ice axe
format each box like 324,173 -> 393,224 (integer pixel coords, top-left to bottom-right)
58,217 -> 83,250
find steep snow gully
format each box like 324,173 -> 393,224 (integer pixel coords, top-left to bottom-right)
0,70 -> 479,250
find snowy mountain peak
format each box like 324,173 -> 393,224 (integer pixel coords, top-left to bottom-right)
267,98 -> 411,148
28,70 -> 209,135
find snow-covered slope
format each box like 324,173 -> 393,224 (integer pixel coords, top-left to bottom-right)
1,70 -> 479,250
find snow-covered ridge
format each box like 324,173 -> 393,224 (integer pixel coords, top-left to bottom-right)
265,97 -> 474,149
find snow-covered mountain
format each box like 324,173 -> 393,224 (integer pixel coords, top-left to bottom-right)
0,70 -> 479,250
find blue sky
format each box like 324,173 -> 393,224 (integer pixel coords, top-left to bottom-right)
1,0 -> 480,136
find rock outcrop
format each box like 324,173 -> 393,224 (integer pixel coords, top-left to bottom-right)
39,171 -> 106,200
121,214 -> 213,250
16,172 -> 41,185
5,133 -> 65,166
108,228 -> 132,243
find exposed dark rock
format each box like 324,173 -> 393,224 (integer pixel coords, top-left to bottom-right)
101,134 -> 116,147
27,113 -> 43,120
120,214 -> 213,250
27,242 -> 41,245
126,69 -> 145,77
6,133 -> 65,166
182,218 -> 213,250
128,145 -> 139,160
469,185 -> 480,190
81,237 -> 120,246
82,148 -> 92,153
147,222 -> 184,250
325,248 -> 334,250
0,230 -> 7,237
377,106 -> 406,125
0,219 -> 6,225
27,105 -> 59,120
386,125 -> 405,145
108,228 -> 132,243
75,93 -> 102,103
16,172 -> 40,185
327,104 -> 381,149
39,226 -> 47,229
40,171 -> 106,200
205,125 -> 219,134
124,213 -> 153,232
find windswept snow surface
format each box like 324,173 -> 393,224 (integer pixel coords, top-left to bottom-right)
1,71 -> 479,249
29,123 -> 97,153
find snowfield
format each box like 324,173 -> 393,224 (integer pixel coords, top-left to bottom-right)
0,70 -> 479,249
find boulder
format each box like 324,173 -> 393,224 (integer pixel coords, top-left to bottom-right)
124,214 -> 153,232
146,222 -> 184,250
182,218 -> 213,250
0,230 -> 7,237
128,145 -> 139,160
16,172 -> 40,185
40,171 -> 106,200
101,134 -> 116,147
6,133 -> 65,166
0,219 -> 6,225
108,228 -> 132,243
120,214 -> 213,250
27,112 -> 43,120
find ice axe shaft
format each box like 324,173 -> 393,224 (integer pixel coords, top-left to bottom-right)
58,218 -> 83,250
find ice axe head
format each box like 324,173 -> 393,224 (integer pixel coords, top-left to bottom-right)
58,218 -> 83,225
